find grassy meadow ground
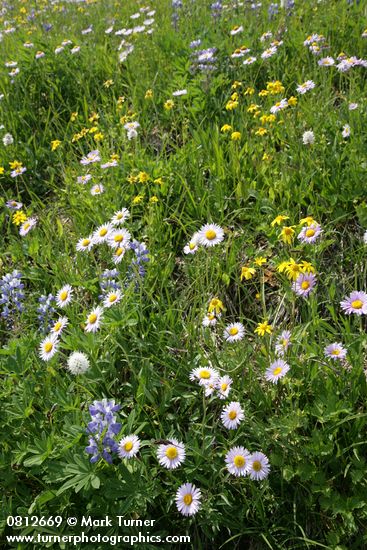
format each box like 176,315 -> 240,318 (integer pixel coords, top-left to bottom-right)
1,0 -> 367,548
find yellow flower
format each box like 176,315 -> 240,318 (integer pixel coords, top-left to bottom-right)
145,89 -> 153,99
89,112 -> 99,123
103,79 -> 114,88
132,194 -> 144,204
300,260 -> 316,274
279,226 -> 295,244
226,100 -> 238,111
271,215 -> 289,227
254,256 -> 266,266
164,99 -> 174,111
254,321 -> 272,337
255,127 -> 267,136
266,81 -> 285,94
258,90 -> 269,97
247,103 -> 259,113
244,87 -> 255,95
154,177 -> 163,185
72,133 -> 82,142
231,92 -> 239,101
128,174 -> 138,184
277,261 -> 290,274
299,216 -> 315,226
9,160 -> 23,170
208,298 -> 224,314
221,124 -> 232,133
255,293 -> 261,300
51,140 -> 61,151
241,266 -> 256,280
150,195 -> 158,203
231,131 -> 241,141
70,112 -> 78,122
138,171 -> 149,183
88,126 -> 98,134
94,132 -> 104,141
288,96 -> 298,106
284,259 -> 303,280
231,81 -> 242,89
0,167 -> 5,175
262,153 -> 270,161
12,211 -> 27,226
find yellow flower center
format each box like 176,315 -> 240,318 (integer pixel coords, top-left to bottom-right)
44,342 -> 53,353
109,294 -> 117,303
305,229 -> 315,238
273,367 -> 282,376
221,383 -> 228,391
165,446 -> 178,459
252,460 -> 261,472
205,229 -> 217,240
229,327 -> 239,336
189,242 -> 196,250
228,411 -> 237,420
233,455 -> 245,468
124,442 -> 133,452
116,247 -> 124,256
54,322 -> 62,331
301,281 -> 310,290
183,494 -> 193,506
88,313 -> 97,324
114,234 -> 123,242
60,290 -> 68,301
82,239 -> 90,246
284,228 -> 293,235
99,228 -> 107,237
331,349 -> 340,355
281,339 -> 288,347
351,300 -> 363,309
199,370 -> 210,379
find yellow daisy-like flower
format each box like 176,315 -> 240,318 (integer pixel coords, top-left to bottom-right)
51,140 -> 61,151
240,266 -> 256,280
0,167 -> 5,175
255,127 -> 267,136
288,96 -> 298,106
279,226 -> 295,244
247,103 -> 259,113
221,124 -> 232,133
138,171 -> 149,183
258,90 -> 269,97
284,258 -> 303,280
70,111 -> 78,121
208,298 -> 224,315
94,132 -> 104,142
226,100 -> 238,111
12,211 -> 27,226
132,194 -> 144,204
262,153 -> 270,161
103,79 -> 114,88
254,321 -> 273,337
300,260 -> 316,274
254,256 -> 266,267
244,87 -> 255,95
154,177 -> 163,185
164,99 -> 174,111
231,81 -> 242,90
145,89 -> 153,99
89,112 -> 99,123
150,196 -> 158,203
299,216 -> 315,226
231,131 -> 241,141
271,215 -> 289,227
9,160 -> 23,170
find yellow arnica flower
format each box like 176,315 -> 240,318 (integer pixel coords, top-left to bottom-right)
226,100 -> 238,111
255,256 -> 266,266
255,127 -> 267,136
247,103 -> 259,113
132,195 -> 144,204
138,171 -> 149,183
241,266 -> 256,280
94,132 -> 104,141
221,124 -> 232,133
12,211 -> 27,226
0,167 -> 5,175
103,79 -> 114,88
231,131 -> 241,141
271,215 -> 289,227
70,112 -> 78,121
154,177 -> 163,185
208,298 -> 224,315
231,81 -> 242,89
51,140 -> 61,151
9,160 -> 23,170
145,89 -> 153,99
284,259 -> 303,281
279,226 -> 295,244
288,96 -> 297,106
254,321 -> 273,337
164,99 -> 174,111
299,216 -> 315,226
258,90 -> 269,97
150,196 -> 158,203
244,87 -> 255,95
262,153 -> 270,161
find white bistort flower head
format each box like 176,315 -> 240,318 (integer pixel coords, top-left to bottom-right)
67,351 -> 90,375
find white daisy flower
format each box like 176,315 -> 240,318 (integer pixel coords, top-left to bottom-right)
223,322 -> 245,342
56,284 -> 73,308
248,452 -> 270,480
217,375 -> 232,399
202,312 -> 219,327
175,483 -> 201,516
19,217 -> 37,236
76,236 -> 94,252
112,246 -> 127,264
50,316 -> 68,336
221,401 -> 244,429
91,184 -> 104,196
157,439 -> 186,469
107,228 -> 131,249
243,56 -> 257,65
342,124 -> 351,138
39,334 -> 59,362
77,174 -> 92,185
85,306 -> 104,333
296,80 -> 315,94
172,89 -> 188,97
92,223 -> 114,244
225,446 -> 251,476
183,233 -> 200,255
103,289 -> 122,308
265,359 -> 290,383
118,435 -> 140,459
197,223 -> 224,247
67,351 -> 90,375
230,25 -> 243,36
111,209 -> 130,226
189,367 -> 219,386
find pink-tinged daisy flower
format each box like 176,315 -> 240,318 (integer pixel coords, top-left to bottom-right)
56,284 -> 73,308
318,57 -> 335,66
112,246 -> 127,264
349,103 -> 358,111
92,223 -> 114,244
50,316 -> 68,336
340,291 -> 367,315
11,166 -> 26,178
297,222 -> 323,244
111,209 -> 130,226
221,401 -> 244,430
275,330 -> 291,356
39,334 -> 59,362
107,228 -> 131,249
189,367 -> 219,386
85,306 -> 104,332
197,223 -> 224,247
6,200 -> 23,210
261,46 -> 277,59
243,56 -> 257,65
296,80 -> 315,94
76,236 -> 94,252
19,217 -> 37,236
118,435 -> 140,459
223,322 -> 245,342
342,124 -> 351,138
202,312 -> 220,327
35,51 -> 45,59
157,439 -> 186,469
225,446 -> 251,476
103,289 -> 122,308
101,160 -> 118,169
183,233 -> 200,255
324,342 -> 347,360
175,483 -> 201,516
248,452 -> 270,480
80,150 -> 100,165
77,174 -> 92,185
91,184 -> 104,196
292,273 -> 316,297
265,359 -> 290,383
217,375 -> 232,399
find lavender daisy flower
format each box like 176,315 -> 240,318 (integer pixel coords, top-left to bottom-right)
80,150 -> 101,165
275,330 -> 291,356
298,222 -> 323,244
340,291 -> 367,315
265,359 -> 290,383
292,272 -> 316,297
324,343 -> 347,360
6,199 -> 23,210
